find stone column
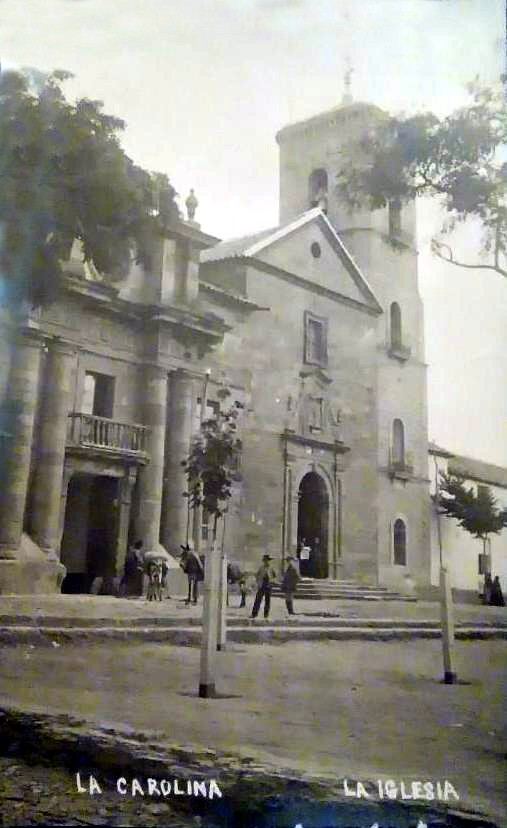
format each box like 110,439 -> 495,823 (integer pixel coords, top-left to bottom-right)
135,364 -> 168,550
162,369 -> 194,551
0,329 -> 45,559
58,462 -> 74,551
30,339 -> 76,556
115,467 -> 137,577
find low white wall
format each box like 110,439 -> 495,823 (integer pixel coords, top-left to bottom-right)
429,456 -> 507,595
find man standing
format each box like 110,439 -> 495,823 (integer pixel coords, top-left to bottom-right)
251,554 -> 277,620
180,542 -> 204,605
281,556 -> 300,616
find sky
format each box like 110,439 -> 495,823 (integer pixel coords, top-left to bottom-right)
1,0 -> 506,465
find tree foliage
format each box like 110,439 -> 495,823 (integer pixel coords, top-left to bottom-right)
182,388 -> 243,541
0,68 -> 179,307
437,472 -> 507,547
336,79 -> 507,278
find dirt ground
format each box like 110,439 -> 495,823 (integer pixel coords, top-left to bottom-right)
1,638 -> 506,824
1,593 -> 506,624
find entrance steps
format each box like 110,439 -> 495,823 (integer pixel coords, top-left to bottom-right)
271,577 -> 416,601
1,617 -> 506,646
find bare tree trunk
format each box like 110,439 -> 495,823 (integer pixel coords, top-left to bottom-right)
433,456 -> 457,684
217,514 -> 227,651
199,513 -> 221,697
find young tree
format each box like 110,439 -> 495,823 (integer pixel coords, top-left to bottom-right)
182,388 -> 243,697
438,472 -> 507,558
182,389 -> 243,546
0,68 -> 179,308
336,78 -> 507,279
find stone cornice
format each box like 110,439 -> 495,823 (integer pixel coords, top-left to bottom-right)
282,429 -> 350,454
145,304 -> 231,339
199,280 -> 269,312
60,274 -> 230,340
164,220 -> 220,249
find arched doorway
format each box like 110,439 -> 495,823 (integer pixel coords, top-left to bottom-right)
297,471 -> 329,578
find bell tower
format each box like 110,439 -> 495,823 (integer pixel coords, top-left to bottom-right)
276,94 -> 416,256
275,89 -> 431,594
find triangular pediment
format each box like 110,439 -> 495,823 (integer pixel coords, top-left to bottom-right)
247,211 -> 381,313
201,209 -> 381,314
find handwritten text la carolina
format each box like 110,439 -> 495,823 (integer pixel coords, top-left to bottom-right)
76,773 -> 222,799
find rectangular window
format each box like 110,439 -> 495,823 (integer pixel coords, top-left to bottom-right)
304,311 -> 328,366
82,372 -> 115,419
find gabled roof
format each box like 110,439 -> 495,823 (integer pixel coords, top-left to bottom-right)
201,208 -> 382,314
428,441 -> 454,458
200,211 -> 318,264
448,455 -> 507,490
428,442 -> 507,489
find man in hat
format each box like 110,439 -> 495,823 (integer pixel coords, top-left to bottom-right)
180,542 -> 204,605
281,555 -> 300,616
251,554 -> 277,620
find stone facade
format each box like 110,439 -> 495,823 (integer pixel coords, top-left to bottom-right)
0,223 -> 241,594
0,98 -> 436,595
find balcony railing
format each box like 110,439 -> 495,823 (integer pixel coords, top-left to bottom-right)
67,412 -> 149,458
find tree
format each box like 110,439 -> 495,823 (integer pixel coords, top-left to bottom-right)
182,388 -> 243,546
0,68 -> 179,308
437,472 -> 507,558
182,387 -> 243,698
336,78 -> 507,279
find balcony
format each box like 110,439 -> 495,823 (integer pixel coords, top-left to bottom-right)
67,413 -> 149,460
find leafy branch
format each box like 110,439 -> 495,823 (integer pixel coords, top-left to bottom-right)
336,78 -> 507,280
182,388 -> 243,543
0,67 -> 179,307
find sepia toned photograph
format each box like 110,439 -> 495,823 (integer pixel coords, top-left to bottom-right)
0,1 -> 506,826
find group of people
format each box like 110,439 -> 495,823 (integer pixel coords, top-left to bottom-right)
249,553 -> 300,619
121,538 -> 205,604
121,540 -> 170,601
483,573 -> 505,607
177,543 -> 301,619
121,538 -> 300,617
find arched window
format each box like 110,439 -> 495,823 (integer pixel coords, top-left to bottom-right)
393,518 -> 407,565
392,419 -> 405,466
390,302 -> 402,350
309,169 -> 328,211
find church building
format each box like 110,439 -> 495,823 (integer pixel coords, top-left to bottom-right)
0,95 -> 433,596
199,99 -> 431,593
